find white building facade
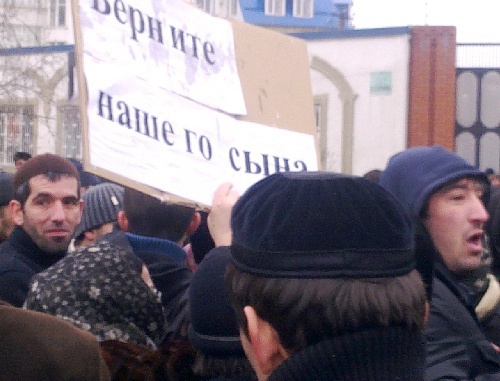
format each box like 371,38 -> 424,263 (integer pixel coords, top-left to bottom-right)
1,0 -> 77,169
3,1 -> 469,177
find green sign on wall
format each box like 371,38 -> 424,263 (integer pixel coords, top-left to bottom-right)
370,71 -> 392,95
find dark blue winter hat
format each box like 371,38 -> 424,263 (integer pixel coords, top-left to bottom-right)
67,158 -> 101,188
230,171 -> 415,279
188,248 -> 244,357
380,145 -> 489,218
0,172 -> 14,206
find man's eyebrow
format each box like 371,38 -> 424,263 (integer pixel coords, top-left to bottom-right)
439,179 -> 486,193
32,192 -> 52,199
62,195 -> 80,202
32,193 -> 79,200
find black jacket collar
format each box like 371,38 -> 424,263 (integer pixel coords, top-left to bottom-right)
9,226 -> 66,268
268,326 -> 424,381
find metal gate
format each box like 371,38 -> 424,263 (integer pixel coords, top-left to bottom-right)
455,44 -> 500,173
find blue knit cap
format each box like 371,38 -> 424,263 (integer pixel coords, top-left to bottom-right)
380,145 -> 489,219
231,171 -> 415,278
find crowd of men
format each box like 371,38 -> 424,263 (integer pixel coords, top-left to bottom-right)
0,146 -> 498,380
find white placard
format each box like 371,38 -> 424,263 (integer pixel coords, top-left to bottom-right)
85,57 -> 318,206
79,0 -> 246,115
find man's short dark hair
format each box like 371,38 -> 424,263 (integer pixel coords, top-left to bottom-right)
226,265 -> 426,352
13,151 -> 32,162
123,187 -> 195,242
193,353 -> 256,380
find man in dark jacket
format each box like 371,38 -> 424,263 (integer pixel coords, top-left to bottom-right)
0,301 -> 110,381
487,187 -> 500,277
95,186 -> 199,340
381,145 -> 500,380
13,151 -> 31,170
0,154 -> 83,306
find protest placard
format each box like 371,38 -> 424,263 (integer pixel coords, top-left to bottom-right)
79,0 -> 246,115
73,0 -> 318,208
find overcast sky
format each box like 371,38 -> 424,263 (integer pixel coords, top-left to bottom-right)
351,0 -> 500,43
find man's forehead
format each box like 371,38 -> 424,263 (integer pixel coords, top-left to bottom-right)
28,174 -> 79,193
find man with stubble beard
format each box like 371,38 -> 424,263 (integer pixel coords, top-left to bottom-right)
381,146 -> 500,380
0,154 -> 83,306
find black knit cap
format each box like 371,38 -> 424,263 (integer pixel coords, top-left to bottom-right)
74,183 -> 124,238
230,171 -> 415,278
188,248 -> 244,357
13,153 -> 80,190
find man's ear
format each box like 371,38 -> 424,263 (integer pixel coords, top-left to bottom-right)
83,229 -> 97,242
9,200 -> 23,226
186,211 -> 201,236
244,306 -> 288,377
423,301 -> 430,326
76,199 -> 84,224
117,210 -> 129,232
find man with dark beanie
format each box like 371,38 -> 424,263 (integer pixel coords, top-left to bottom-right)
218,172 -> 428,381
380,145 -> 500,380
81,186 -> 200,340
0,153 -> 83,306
189,248 -> 256,380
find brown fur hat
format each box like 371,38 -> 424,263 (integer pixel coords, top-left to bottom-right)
13,153 -> 80,190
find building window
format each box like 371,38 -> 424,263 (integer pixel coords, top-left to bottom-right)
265,0 -> 285,16
196,0 -> 213,13
3,0 -> 40,7
2,24 -> 41,48
49,0 -> 66,27
337,3 -> 350,29
293,0 -> 313,18
0,105 -> 34,166
314,94 -> 328,170
196,0 -> 238,17
228,0 -> 238,16
58,105 -> 82,160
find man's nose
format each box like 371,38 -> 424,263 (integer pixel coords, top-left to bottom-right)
470,195 -> 489,224
50,201 -> 66,222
